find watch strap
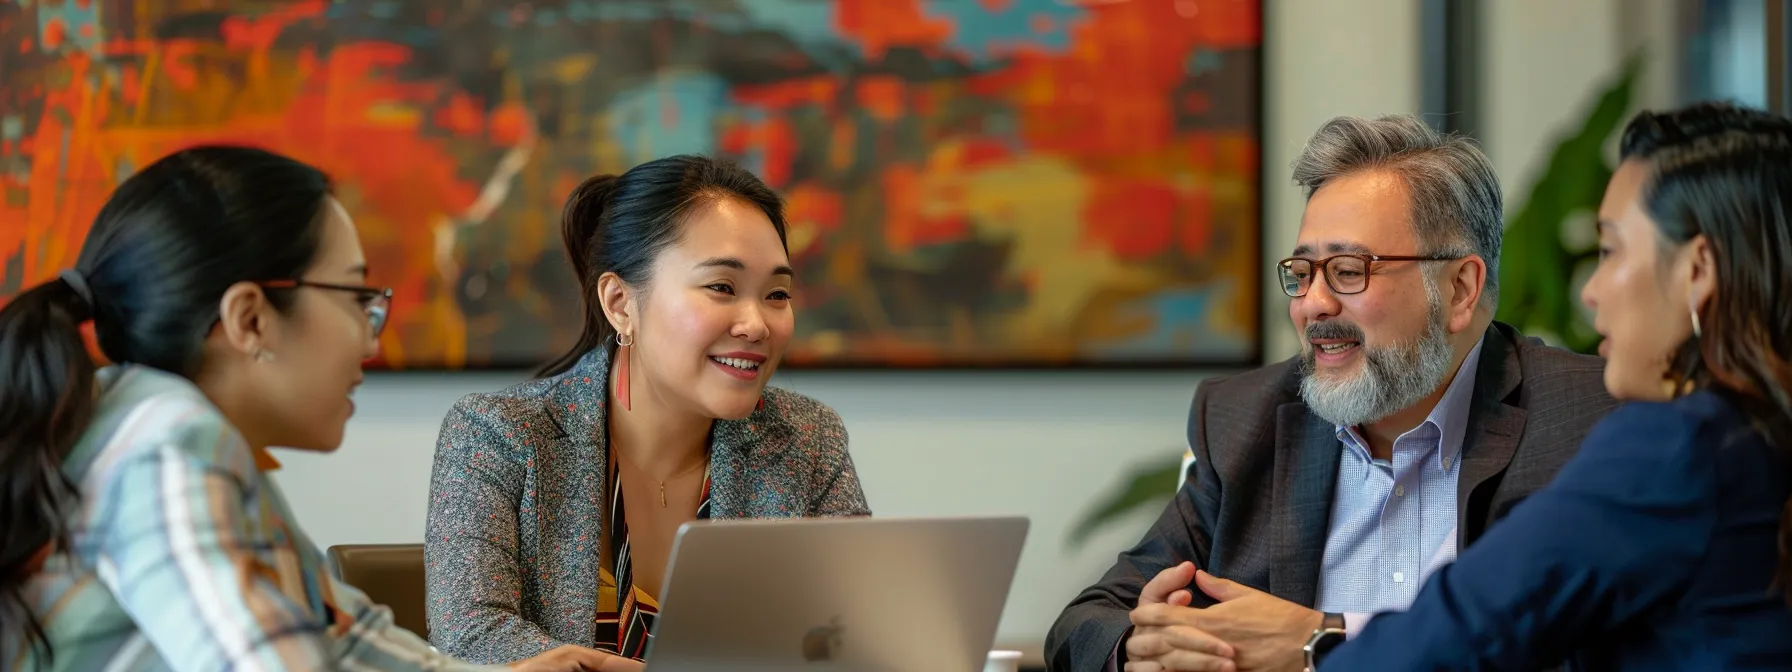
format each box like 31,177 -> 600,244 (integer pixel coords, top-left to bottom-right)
1322,611 -> 1345,632
1303,612 -> 1348,672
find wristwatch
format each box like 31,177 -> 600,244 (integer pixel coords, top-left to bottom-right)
1302,612 -> 1347,672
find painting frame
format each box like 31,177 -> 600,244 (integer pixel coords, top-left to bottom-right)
0,0 -> 1267,371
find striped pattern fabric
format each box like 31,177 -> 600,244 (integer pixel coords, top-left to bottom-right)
594,460 -> 714,661
1,365 -> 503,671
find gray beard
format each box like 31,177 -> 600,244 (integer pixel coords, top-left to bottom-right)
1299,283 -> 1456,428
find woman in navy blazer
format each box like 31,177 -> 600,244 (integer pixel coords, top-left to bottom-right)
1314,103 -> 1792,670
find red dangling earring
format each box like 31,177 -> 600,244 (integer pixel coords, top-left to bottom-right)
616,332 -> 633,412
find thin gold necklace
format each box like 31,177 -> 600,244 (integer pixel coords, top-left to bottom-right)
616,449 -> 708,507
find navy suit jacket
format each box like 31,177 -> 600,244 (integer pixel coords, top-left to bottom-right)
1322,389 -> 1792,671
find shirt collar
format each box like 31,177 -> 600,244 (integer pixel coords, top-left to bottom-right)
1430,335 -> 1485,471
1334,335 -> 1486,472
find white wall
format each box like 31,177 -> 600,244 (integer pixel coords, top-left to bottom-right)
1482,0 -> 1682,207
1261,0 -> 1423,360
272,0 -> 1433,654
1482,0 -> 1627,209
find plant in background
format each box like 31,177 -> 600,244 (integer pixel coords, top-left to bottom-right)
1064,453 -> 1185,548
1064,55 -> 1643,549
1494,53 -> 1641,354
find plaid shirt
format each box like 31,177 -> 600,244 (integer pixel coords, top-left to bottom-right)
3,365 -> 504,671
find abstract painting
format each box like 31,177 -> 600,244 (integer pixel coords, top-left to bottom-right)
0,0 -> 1262,369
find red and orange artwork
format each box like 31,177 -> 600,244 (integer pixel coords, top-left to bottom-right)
0,0 -> 1261,369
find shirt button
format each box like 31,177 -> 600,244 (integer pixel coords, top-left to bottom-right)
1393,572 -> 1406,583
1395,484 -> 1406,497
1443,456 -> 1453,469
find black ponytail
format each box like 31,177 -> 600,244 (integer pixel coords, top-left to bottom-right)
0,144 -> 332,661
538,155 -> 788,377
0,278 -> 96,663
539,174 -> 622,377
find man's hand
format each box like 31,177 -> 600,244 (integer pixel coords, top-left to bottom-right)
1129,570 -> 1322,672
1124,562 -> 1235,672
1140,561 -> 1198,607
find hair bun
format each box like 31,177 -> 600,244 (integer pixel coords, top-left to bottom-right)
559,174 -> 621,278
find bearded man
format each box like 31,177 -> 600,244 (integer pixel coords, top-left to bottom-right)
1046,114 -> 1616,672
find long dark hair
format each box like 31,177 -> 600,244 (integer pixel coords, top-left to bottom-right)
1619,102 -> 1792,605
0,145 -> 333,660
539,154 -> 788,377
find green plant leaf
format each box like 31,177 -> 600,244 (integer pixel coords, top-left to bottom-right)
1065,454 -> 1184,549
1496,51 -> 1641,355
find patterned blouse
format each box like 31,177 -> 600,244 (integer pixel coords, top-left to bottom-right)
3,365 -> 502,671
594,459 -> 714,661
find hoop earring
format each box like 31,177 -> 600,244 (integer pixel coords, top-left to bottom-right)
615,332 -> 633,412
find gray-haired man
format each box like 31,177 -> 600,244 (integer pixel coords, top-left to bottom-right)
1046,115 -> 1615,671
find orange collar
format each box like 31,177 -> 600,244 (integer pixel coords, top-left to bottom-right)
20,541 -> 54,577
252,447 -> 283,471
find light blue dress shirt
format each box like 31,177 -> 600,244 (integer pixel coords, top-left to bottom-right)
1314,337 -> 1484,636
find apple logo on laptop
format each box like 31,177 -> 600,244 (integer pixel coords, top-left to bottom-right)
801,616 -> 845,663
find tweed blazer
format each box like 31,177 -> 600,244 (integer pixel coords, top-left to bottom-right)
1046,321 -> 1617,672
422,348 -> 871,664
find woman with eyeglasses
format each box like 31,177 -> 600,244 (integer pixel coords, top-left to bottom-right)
0,146 -> 633,671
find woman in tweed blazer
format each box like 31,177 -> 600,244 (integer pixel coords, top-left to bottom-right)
424,155 -> 871,664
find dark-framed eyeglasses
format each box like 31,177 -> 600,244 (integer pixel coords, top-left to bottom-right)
1276,254 -> 1463,297
258,279 -> 393,337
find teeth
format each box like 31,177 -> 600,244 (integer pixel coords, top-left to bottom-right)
1317,343 -> 1356,354
712,356 -> 760,370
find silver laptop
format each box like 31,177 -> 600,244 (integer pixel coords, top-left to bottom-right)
643,516 -> 1030,672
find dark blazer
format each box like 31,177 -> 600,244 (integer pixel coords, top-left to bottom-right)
422,348 -> 872,664
1323,389 -> 1792,671
1045,322 -> 1616,671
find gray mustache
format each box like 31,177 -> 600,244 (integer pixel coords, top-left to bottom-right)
1305,322 -> 1364,343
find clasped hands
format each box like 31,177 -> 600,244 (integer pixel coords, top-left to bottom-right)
1122,562 -> 1322,672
